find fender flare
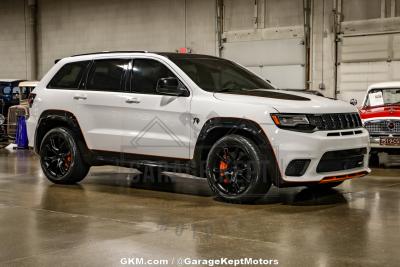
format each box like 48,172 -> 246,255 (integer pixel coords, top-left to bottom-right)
34,110 -> 91,162
191,117 -> 282,185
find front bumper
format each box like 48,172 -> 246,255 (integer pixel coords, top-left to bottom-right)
263,124 -> 371,184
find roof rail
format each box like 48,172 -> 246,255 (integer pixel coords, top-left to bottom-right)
71,51 -> 148,57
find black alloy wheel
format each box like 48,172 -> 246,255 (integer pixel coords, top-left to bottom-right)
206,135 -> 271,203
40,127 -> 89,184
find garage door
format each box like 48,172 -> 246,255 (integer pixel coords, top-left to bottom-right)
222,38 -> 306,89
337,34 -> 400,106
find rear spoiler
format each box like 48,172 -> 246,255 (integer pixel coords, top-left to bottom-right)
54,59 -> 61,64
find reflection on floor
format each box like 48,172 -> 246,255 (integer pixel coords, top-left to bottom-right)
0,148 -> 399,266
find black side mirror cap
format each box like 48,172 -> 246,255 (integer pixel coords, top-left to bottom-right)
156,77 -> 189,96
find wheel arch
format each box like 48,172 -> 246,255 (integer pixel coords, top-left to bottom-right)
34,110 -> 91,163
192,117 -> 282,185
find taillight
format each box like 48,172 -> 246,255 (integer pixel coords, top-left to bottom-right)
28,93 -> 36,108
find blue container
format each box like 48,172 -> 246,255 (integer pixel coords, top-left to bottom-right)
16,116 -> 28,149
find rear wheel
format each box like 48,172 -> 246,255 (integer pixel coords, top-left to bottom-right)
206,135 -> 271,204
40,127 -> 90,184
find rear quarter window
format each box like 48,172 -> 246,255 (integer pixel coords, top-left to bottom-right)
47,61 -> 90,89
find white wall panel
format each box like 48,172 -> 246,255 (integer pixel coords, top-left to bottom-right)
340,35 -> 389,62
222,38 -> 305,89
222,38 -> 304,66
248,65 -> 305,89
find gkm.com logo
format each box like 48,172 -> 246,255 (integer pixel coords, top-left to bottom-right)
120,257 -> 279,266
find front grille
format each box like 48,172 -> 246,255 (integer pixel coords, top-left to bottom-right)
308,113 -> 362,131
317,148 -> 367,173
364,120 -> 400,134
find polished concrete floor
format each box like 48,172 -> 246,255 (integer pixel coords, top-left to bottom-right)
0,147 -> 400,267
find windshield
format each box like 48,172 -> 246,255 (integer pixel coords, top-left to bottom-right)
170,57 -> 274,92
364,88 -> 400,107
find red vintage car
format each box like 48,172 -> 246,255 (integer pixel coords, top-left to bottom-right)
359,82 -> 400,166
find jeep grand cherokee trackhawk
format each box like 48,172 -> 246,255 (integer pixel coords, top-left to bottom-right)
27,51 -> 371,203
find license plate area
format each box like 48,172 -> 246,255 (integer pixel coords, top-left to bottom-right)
380,137 -> 400,146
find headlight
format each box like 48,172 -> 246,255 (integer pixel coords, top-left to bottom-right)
0,114 -> 5,125
271,114 -> 315,132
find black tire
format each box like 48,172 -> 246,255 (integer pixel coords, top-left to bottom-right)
308,181 -> 343,190
206,134 -> 271,204
40,127 -> 90,184
369,153 -> 380,167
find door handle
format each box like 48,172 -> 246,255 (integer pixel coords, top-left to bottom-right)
125,98 -> 141,104
73,96 -> 87,100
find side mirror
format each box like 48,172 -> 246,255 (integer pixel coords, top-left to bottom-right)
350,99 -> 358,106
156,77 -> 188,96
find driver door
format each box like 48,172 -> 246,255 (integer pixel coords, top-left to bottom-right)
120,58 -> 191,159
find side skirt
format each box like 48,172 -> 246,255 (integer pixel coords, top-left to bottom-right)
90,150 -> 195,175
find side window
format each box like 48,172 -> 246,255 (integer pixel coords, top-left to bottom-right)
86,59 -> 130,92
131,59 -> 175,94
48,61 -> 90,89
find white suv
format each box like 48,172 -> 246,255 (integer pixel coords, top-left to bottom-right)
27,51 -> 370,203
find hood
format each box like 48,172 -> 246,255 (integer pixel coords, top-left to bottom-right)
360,105 -> 400,120
213,89 -> 357,113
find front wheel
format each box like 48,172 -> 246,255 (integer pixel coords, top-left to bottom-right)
206,135 -> 271,204
40,127 -> 90,184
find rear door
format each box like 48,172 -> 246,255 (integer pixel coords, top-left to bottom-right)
75,58 -> 130,152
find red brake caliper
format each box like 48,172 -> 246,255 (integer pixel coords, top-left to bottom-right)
219,148 -> 230,184
64,152 -> 72,168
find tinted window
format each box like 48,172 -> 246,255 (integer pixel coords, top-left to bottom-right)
48,61 -> 90,89
131,59 -> 175,94
170,57 -> 274,92
86,59 -> 129,92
